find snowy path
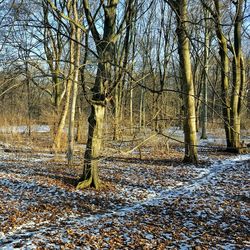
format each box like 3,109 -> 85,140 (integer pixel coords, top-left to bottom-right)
0,154 -> 249,249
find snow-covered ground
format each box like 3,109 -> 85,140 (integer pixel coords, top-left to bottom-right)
0,147 -> 249,249
0,125 -> 50,134
165,126 -> 250,147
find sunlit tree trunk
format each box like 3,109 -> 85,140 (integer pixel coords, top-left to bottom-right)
67,2 -> 81,164
77,0 -> 118,189
166,0 -> 198,163
43,1 -> 65,143
202,0 -> 246,151
230,0 -> 245,151
52,57 -> 73,152
52,2 -> 78,154
202,0 -> 232,148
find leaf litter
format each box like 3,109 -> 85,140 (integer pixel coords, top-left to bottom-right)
0,147 -> 249,249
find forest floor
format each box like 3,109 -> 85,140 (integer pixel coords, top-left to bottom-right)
0,131 -> 249,249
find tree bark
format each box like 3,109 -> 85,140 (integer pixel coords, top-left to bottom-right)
201,0 -> 232,148
78,0 -> 118,189
53,30 -> 75,153
43,1 -> 65,143
78,104 -> 105,189
67,2 -> 81,164
201,9 -> 210,139
170,0 -> 198,163
230,0 -> 245,151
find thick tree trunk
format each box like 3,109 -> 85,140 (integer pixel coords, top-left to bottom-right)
78,0 -> 119,190
176,0 -> 198,163
77,104 -> 105,189
77,61 -> 108,189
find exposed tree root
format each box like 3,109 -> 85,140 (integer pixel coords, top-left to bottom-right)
76,177 -> 92,190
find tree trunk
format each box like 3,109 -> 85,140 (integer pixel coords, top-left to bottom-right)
42,2 -> 65,141
52,78 -> 71,153
201,10 -> 210,139
67,4 -> 81,164
130,82 -> 133,135
25,59 -> 31,137
113,82 -> 121,140
77,104 -> 105,189
78,0 -> 118,189
67,62 -> 79,164
139,87 -> 145,131
230,0 -> 245,151
202,0 -> 232,148
175,0 -> 198,163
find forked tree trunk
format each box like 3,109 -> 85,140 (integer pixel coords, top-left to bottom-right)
77,0 -> 118,189
203,0 -> 246,152
212,0 -> 232,148
53,30 -> 76,153
52,78 -> 71,152
53,52 -> 75,153
202,0 -> 232,149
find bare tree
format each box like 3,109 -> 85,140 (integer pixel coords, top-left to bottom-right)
164,0 -> 198,163
200,8 -> 211,139
230,0 -> 246,151
202,0 -> 247,151
67,0 -> 82,164
42,1 -> 68,151
77,0 -> 120,189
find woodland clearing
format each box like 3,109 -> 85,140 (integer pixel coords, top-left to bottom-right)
0,128 -> 249,249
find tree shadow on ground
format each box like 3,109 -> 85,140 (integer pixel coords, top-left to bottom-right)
104,156 -> 182,167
